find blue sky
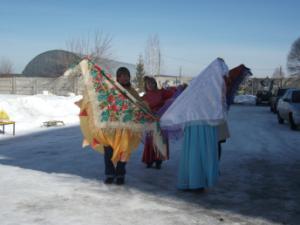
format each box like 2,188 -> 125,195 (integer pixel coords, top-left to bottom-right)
1,0 -> 300,77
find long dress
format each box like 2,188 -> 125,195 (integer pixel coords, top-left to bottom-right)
160,58 -> 229,190
142,88 -> 174,165
178,124 -> 219,189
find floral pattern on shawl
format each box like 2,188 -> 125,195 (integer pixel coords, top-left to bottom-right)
76,59 -> 167,160
86,60 -> 154,126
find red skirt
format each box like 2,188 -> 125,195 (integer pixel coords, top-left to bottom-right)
142,133 -> 169,164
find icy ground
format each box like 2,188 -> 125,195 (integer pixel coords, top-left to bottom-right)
0,105 -> 299,225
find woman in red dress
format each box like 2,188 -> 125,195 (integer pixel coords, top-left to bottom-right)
141,77 -> 175,169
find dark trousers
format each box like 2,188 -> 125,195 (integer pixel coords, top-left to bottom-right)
104,146 -> 126,178
218,142 -> 222,160
218,140 -> 226,160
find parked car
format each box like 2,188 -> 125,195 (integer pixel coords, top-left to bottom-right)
270,88 -> 288,113
277,89 -> 300,130
256,90 -> 272,105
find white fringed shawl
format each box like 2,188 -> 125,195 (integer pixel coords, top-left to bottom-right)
160,58 -> 229,130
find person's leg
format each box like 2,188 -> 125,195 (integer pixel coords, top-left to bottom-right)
104,146 -> 115,184
218,141 -> 222,160
218,140 -> 226,160
115,161 -> 126,185
155,160 -> 162,169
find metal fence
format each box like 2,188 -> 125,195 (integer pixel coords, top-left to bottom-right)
0,76 -> 84,96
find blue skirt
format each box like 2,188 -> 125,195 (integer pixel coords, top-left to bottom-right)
178,124 -> 219,190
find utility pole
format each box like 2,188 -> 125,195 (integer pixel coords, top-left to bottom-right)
179,66 -> 182,85
279,66 -> 282,77
251,78 -> 254,95
279,66 -> 282,87
158,50 -> 161,76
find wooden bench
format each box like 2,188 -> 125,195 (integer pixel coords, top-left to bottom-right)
0,121 -> 16,136
42,120 -> 65,127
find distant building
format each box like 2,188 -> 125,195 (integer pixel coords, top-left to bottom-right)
22,49 -> 136,78
0,49 -> 137,95
290,72 -> 300,78
22,50 -> 80,77
240,76 -> 300,95
154,74 -> 193,88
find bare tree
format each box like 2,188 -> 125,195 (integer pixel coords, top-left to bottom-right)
287,37 -> 300,76
0,57 -> 14,74
65,30 -> 113,61
135,55 -> 146,90
144,34 -> 162,76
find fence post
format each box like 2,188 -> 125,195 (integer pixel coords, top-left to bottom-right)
12,76 -> 16,94
34,79 -> 38,94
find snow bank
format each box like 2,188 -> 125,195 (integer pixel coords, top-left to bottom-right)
0,94 -> 81,136
234,94 -> 256,105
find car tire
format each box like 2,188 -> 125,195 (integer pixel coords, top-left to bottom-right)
289,113 -> 297,130
274,105 -> 278,114
256,98 -> 260,106
277,113 -> 284,124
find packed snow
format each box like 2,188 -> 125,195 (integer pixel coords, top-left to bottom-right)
234,95 -> 256,105
0,94 -> 300,225
0,94 -> 81,136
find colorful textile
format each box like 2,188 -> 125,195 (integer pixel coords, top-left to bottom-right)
142,132 -> 167,164
78,95 -> 142,163
79,59 -> 155,130
141,88 -> 173,164
142,88 -> 175,113
156,85 -> 186,117
155,85 -> 187,139
226,65 -> 252,107
178,124 -> 219,189
142,90 -> 165,113
76,59 -> 167,163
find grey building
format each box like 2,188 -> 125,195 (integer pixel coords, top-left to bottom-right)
22,49 -> 136,78
0,49 -> 137,95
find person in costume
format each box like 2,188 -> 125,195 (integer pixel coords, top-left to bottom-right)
103,67 -> 144,184
76,65 -> 146,185
76,59 -> 167,186
160,58 -> 229,190
141,77 -> 174,169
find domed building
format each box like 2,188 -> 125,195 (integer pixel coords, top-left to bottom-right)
0,49 -> 137,95
22,49 -> 136,78
8,49 -> 136,95
22,50 -> 80,77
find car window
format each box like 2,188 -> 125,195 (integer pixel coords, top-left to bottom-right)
281,91 -> 289,99
289,90 -> 294,99
278,89 -> 287,96
292,91 -> 300,103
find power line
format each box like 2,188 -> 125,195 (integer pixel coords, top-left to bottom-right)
162,54 -> 280,71
161,54 -> 204,65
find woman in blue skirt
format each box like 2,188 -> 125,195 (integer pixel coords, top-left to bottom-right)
178,124 -> 219,190
160,58 -> 229,190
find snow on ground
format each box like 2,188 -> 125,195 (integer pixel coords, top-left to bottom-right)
234,95 -> 256,105
0,94 -> 81,136
0,94 -> 300,225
